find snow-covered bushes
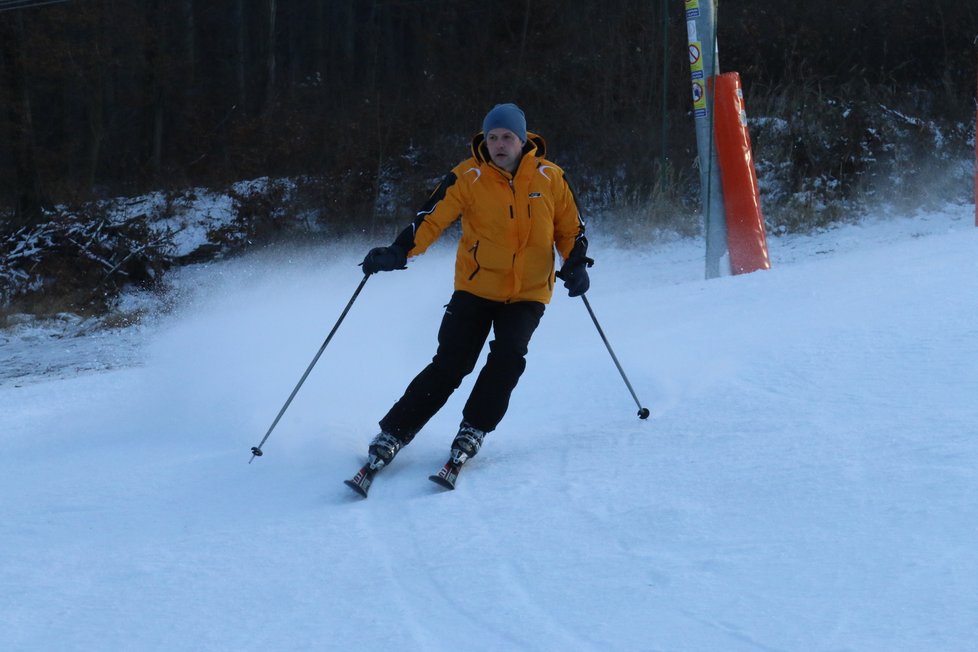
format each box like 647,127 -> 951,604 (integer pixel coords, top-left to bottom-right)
0,178 -> 312,322
747,80 -> 975,234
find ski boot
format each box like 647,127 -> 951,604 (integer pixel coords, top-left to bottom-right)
367,431 -> 404,470
450,421 -> 486,466
345,431 -> 404,497
430,422 -> 486,490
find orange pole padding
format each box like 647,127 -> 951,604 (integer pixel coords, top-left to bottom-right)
711,72 -> 771,274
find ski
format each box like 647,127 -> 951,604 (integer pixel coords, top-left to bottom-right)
346,459 -> 464,496
428,460 -> 462,490
344,464 -> 376,498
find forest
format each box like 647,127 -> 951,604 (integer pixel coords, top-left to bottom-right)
0,0 -> 976,316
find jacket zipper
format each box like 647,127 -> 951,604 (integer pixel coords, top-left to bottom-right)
508,179 -> 515,219
467,240 -> 481,280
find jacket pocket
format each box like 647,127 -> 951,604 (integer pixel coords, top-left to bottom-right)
522,244 -> 556,294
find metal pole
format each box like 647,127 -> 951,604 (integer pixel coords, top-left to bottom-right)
684,0 -> 727,278
580,295 -> 650,420
249,274 -> 370,462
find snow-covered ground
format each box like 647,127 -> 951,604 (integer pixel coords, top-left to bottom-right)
2,202 -> 976,651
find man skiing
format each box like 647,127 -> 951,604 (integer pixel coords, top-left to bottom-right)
350,102 -> 592,493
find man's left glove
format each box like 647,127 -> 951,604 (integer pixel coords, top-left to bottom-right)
361,245 -> 407,275
557,256 -> 594,297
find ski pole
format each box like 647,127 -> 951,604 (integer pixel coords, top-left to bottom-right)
579,294 -> 650,420
249,274 -> 369,462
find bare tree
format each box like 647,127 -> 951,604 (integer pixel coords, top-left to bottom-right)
0,10 -> 45,226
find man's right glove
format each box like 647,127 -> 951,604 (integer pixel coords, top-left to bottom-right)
557,256 -> 594,297
360,245 -> 407,275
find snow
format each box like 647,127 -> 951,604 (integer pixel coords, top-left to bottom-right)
2,202 -> 977,651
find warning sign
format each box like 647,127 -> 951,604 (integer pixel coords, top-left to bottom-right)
691,79 -> 707,119
685,12 -> 707,120
688,39 -> 704,81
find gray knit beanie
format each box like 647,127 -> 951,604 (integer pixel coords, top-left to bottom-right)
482,103 -> 527,143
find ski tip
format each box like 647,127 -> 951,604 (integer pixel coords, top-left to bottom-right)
344,478 -> 370,498
429,460 -> 461,490
428,474 -> 456,490
344,464 -> 375,498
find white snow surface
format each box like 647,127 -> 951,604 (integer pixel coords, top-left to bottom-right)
2,203 -> 977,651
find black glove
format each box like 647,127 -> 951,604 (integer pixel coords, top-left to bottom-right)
557,256 -> 594,297
360,245 -> 407,275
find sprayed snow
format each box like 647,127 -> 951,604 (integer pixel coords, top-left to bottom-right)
1,202 -> 977,651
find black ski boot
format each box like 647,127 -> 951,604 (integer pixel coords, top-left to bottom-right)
345,431 -> 405,497
450,422 -> 486,466
430,422 -> 486,490
367,431 -> 403,470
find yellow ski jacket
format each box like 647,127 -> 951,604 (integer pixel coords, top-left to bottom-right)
393,132 -> 587,304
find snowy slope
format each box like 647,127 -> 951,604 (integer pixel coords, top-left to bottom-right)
2,203 -> 977,651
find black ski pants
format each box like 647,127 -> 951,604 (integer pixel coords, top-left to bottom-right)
379,290 -> 545,442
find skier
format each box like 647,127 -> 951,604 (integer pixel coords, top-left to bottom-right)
353,102 -> 592,491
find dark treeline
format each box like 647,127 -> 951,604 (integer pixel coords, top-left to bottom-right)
1,0 -> 976,229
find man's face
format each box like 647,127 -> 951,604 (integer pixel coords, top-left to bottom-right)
486,128 -> 524,173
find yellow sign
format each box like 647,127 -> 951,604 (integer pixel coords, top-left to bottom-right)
686,0 -> 707,117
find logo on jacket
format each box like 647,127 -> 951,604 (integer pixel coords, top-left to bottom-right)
529,192 -> 542,198
538,165 -> 556,181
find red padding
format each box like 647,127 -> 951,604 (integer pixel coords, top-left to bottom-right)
712,72 -> 771,274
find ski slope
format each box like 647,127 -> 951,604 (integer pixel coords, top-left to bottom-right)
2,203 -> 977,651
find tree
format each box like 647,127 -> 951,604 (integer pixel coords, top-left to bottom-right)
0,9 -> 46,227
